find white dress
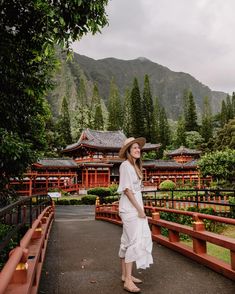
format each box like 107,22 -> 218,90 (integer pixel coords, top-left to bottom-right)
117,160 -> 153,269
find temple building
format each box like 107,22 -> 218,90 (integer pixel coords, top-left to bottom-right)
62,128 -> 161,188
9,129 -> 211,195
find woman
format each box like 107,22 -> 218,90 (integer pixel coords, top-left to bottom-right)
117,137 -> 153,293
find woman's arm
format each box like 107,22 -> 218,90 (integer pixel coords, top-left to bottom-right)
124,188 -> 146,218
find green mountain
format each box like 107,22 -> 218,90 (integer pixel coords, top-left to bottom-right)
47,52 -> 227,120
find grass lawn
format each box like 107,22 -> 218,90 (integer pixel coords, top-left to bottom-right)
182,225 -> 235,264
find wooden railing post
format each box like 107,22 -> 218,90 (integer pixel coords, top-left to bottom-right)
10,248 -> 28,284
152,212 -> 161,235
192,213 -> 206,254
231,251 -> 235,271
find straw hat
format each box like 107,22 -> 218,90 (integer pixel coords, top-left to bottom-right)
119,137 -> 146,159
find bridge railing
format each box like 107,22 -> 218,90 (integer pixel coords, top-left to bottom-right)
142,189 -> 235,216
95,202 -> 235,281
0,195 -> 54,294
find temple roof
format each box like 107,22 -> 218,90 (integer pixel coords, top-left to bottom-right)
33,158 -> 78,168
63,128 -> 161,153
143,159 -> 198,169
167,146 -> 201,156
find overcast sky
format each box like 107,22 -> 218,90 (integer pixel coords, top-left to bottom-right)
72,0 -> 235,94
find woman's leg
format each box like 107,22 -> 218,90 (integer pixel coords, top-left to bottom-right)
123,262 -> 140,292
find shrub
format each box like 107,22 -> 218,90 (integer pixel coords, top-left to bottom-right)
109,184 -> 118,196
103,196 -> 119,204
81,195 -> 97,205
159,180 -> 176,190
87,187 -> 111,197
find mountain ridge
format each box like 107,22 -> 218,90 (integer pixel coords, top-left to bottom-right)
47,52 -> 227,120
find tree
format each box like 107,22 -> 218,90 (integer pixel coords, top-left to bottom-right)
72,77 -> 90,139
0,0 -> 108,188
158,106 -> 171,153
220,100 -> 227,127
198,149 -> 235,184
214,118 -> 235,150
107,78 -> 123,130
232,92 -> 235,118
130,78 -> 145,137
142,74 -> 154,142
56,96 -> 72,148
152,96 -> 160,143
175,116 -> 186,147
91,83 -> 104,130
123,88 -> 132,137
185,131 -> 204,149
185,91 -> 198,131
226,94 -> 233,121
201,96 -> 213,142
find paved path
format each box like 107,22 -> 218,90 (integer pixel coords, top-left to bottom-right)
39,206 -> 235,294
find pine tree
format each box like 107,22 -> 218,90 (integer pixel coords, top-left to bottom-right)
123,88 -> 132,137
175,115 -> 186,147
185,91 -> 198,131
130,78 -> 145,137
232,92 -> 235,118
73,77 -> 89,139
159,106 -> 171,153
93,104 -> 104,130
143,74 -> 154,142
220,100 -> 227,127
107,78 -> 123,130
152,96 -> 160,143
57,96 -> 72,147
201,96 -> 213,142
226,94 -> 233,121
90,83 -> 104,129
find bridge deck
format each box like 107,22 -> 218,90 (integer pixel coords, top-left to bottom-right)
39,206 -> 235,294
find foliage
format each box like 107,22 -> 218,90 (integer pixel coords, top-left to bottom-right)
185,131 -> 204,149
107,78 -> 123,130
108,184 -> 118,196
198,149 -> 235,183
56,96 -> 72,148
158,106 -> 171,154
87,187 -> 111,197
130,78 -> 145,137
184,91 -> 198,131
159,180 -> 176,190
142,74 -> 154,142
0,0 -> 108,188
174,115 -> 186,147
213,118 -> 235,150
122,88 -> 132,137
200,96 -> 213,142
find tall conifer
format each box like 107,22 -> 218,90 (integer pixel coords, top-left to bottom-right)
201,96 -> 213,142
175,115 -> 186,147
123,88 -> 132,137
130,78 -> 145,137
152,96 -> 160,143
159,106 -> 171,153
107,78 -> 122,130
90,83 -> 104,129
143,74 -> 154,142
220,100 -> 227,127
57,96 -> 72,147
185,91 -> 198,131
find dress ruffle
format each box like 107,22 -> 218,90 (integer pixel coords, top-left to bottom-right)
119,215 -> 153,269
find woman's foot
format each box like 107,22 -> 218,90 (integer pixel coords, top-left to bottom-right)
124,280 -> 141,293
122,275 -> 142,284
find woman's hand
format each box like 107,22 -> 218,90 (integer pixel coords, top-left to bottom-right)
138,210 -> 146,218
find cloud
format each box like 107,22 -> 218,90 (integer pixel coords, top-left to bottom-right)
72,0 -> 235,93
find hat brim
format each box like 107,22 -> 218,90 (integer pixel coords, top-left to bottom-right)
119,137 -> 146,159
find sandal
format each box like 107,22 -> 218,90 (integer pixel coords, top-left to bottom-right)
124,284 -> 141,293
121,276 -> 142,284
